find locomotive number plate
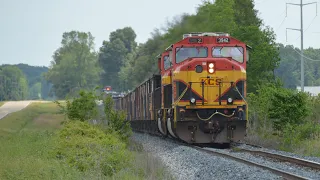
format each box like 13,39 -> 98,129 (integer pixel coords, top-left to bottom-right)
189,37 -> 203,43
216,37 -> 230,43
200,78 -> 223,86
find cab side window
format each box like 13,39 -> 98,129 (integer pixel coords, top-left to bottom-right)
163,55 -> 171,70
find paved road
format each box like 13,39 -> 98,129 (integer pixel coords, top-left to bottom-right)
0,101 -> 48,120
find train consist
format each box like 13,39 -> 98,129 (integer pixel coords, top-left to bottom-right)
103,86 -> 125,99
114,32 -> 250,145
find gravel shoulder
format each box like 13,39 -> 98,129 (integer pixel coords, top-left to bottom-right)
132,132 -> 282,180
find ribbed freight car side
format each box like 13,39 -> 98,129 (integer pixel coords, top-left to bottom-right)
114,74 -> 162,135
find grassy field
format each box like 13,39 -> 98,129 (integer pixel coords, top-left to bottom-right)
0,101 -> 5,107
0,102 -> 80,179
0,102 -> 173,180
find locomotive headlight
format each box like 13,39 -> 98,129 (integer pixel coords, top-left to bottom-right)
190,98 -> 196,104
227,97 -> 233,103
208,63 -> 215,73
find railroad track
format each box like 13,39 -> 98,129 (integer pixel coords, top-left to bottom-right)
191,145 -> 320,180
236,148 -> 320,171
134,131 -> 320,179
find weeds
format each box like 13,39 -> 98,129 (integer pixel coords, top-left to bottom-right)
246,84 -> 320,156
53,88 -> 173,179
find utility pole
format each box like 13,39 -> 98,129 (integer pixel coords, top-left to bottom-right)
286,0 -> 317,92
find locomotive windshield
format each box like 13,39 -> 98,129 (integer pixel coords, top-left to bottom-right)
212,47 -> 244,63
175,47 -> 208,63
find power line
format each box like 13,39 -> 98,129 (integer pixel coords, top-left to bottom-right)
285,0 -> 318,92
290,47 -> 320,61
293,15 -> 318,41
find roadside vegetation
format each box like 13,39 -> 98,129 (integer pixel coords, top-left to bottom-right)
0,101 -> 5,107
0,89 -> 173,180
246,83 -> 320,157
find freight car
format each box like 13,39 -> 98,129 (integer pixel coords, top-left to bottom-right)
114,32 -> 250,145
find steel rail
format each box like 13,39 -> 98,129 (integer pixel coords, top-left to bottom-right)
237,148 -> 320,171
191,146 -> 311,180
133,131 -> 312,179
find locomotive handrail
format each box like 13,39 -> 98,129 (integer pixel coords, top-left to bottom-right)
234,86 -> 247,104
173,86 -> 189,106
234,85 -> 249,122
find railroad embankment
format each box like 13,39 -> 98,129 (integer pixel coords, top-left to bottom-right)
0,93 -> 172,179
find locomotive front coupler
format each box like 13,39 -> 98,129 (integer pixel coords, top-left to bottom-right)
198,117 -> 223,135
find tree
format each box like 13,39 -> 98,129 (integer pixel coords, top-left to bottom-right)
0,65 -> 28,100
98,27 -> 137,91
275,44 -> 320,88
1,63 -> 52,99
118,0 -> 281,93
44,31 -> 101,99
29,82 -> 42,99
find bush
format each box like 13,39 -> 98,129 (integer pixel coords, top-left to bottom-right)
269,88 -> 310,131
55,88 -> 101,122
247,84 -> 310,132
53,121 -> 132,177
247,84 -> 278,131
103,95 -> 132,142
305,94 -> 320,123
246,84 -> 320,156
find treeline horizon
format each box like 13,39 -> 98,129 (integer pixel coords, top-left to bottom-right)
1,0 -> 320,101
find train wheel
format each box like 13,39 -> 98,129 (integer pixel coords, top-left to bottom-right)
157,117 -> 167,136
167,117 -> 177,138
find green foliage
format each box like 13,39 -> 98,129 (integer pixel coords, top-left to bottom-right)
0,102 -> 86,180
118,0 -> 280,92
269,88 -> 310,131
247,84 -> 279,131
55,88 -> 100,122
54,121 -> 132,177
1,63 -> 52,100
248,84 -> 310,131
281,122 -> 320,151
13,63 -> 49,87
306,94 -> 320,122
275,44 -> 320,88
247,83 -> 320,155
98,27 -> 137,91
45,31 -> 102,99
103,95 -> 132,142
29,82 -> 42,99
0,65 -> 28,101
0,131 -> 87,180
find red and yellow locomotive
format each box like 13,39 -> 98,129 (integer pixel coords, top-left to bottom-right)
114,32 -> 250,145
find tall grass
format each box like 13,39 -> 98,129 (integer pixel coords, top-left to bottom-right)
0,102 -> 86,179
0,102 -> 174,180
0,101 -> 6,107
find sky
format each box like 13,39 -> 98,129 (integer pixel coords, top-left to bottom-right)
0,0 -> 319,67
